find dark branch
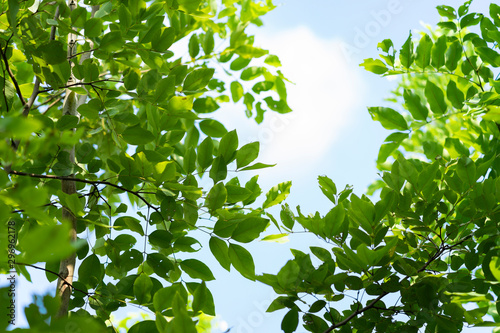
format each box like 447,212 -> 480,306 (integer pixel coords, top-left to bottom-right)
8,169 -> 165,221
37,79 -> 123,94
0,38 -> 27,106
321,236 -> 469,333
15,262 -> 96,301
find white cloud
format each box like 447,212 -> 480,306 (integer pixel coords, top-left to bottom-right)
217,26 -> 366,180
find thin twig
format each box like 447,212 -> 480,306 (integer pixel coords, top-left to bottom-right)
15,262 -> 97,301
0,38 -> 26,106
8,170 -> 165,221
321,235 -> 470,333
37,79 -> 123,94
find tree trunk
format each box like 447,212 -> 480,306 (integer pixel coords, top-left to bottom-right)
55,0 -> 78,318
55,1 -> 100,318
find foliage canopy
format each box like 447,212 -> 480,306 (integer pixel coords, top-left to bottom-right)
1,0 -> 289,331
2,0 -> 500,333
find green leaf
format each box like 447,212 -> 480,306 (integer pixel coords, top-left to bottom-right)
38,41 -> 66,65
377,132 -> 408,164
78,254 -> 103,289
199,119 -> 227,137
280,204 -> 295,229
124,70 -> 140,90
445,40 -> 462,71
192,281 -> 215,315
226,185 -> 252,203
243,175 -> 262,205
205,182 -> 227,211
76,143 -> 96,164
114,234 -> 137,251
488,257 -> 500,281
134,274 -> 153,304
231,217 -> 269,243
403,89 -> 428,121
58,191 -> 85,216
149,230 -> 173,249
359,58 -> 388,74
236,45 -> 269,59
277,260 -> 300,289
400,33 -> 414,68
431,35 -> 446,69
218,129 -> 238,162
0,76 -> 15,111
114,216 -> 144,236
209,237 -> 231,271
281,308 -> 299,333
152,28 -> 176,52
241,66 -> 263,81
415,33 -> 433,69
349,195 -> 375,233
146,253 -> 174,279
19,223 -> 76,264
230,81 -> 244,102
456,156 -> 476,187
263,181 -> 292,209
446,80 -> 465,109
57,115 -> 79,131
167,95 -> 194,114
129,321 -> 159,333
170,312 -> 197,333
252,81 -> 274,94
231,57 -> 252,71
156,314 -> 168,332
425,81 -> 447,114
464,251 -> 479,271
265,54 -> 282,67
239,162 -> 275,171
203,29 -> 215,55
177,0 -> 202,13
154,76 -> 176,103
318,175 -> 337,203
197,137 -> 214,171
209,156 -> 227,183
436,5 -> 457,19
193,97 -> 219,113
100,31 -> 123,52
183,68 -> 215,92
236,142 -> 259,169
122,125 -> 155,145
460,13 -> 482,29
491,3 -> 500,26
189,34 -> 200,58
7,0 -> 19,28
179,259 -> 215,281
475,46 -> 500,67
368,107 -> 408,131
84,18 -> 103,38
118,4 -> 132,30
396,155 -> 418,184
484,106 -> 500,122
324,203 -> 346,238
228,243 -> 255,280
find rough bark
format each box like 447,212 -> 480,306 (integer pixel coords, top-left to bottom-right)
55,0 -> 78,318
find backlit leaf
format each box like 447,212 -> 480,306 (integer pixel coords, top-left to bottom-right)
229,243 -> 255,280
180,259 -> 215,281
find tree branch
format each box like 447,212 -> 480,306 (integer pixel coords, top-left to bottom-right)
0,38 -> 26,107
7,169 -> 164,220
321,236 -> 469,333
37,79 -> 123,94
15,262 -> 96,301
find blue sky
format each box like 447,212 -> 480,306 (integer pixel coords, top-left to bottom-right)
5,1 -> 496,332
210,1 -> 494,332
